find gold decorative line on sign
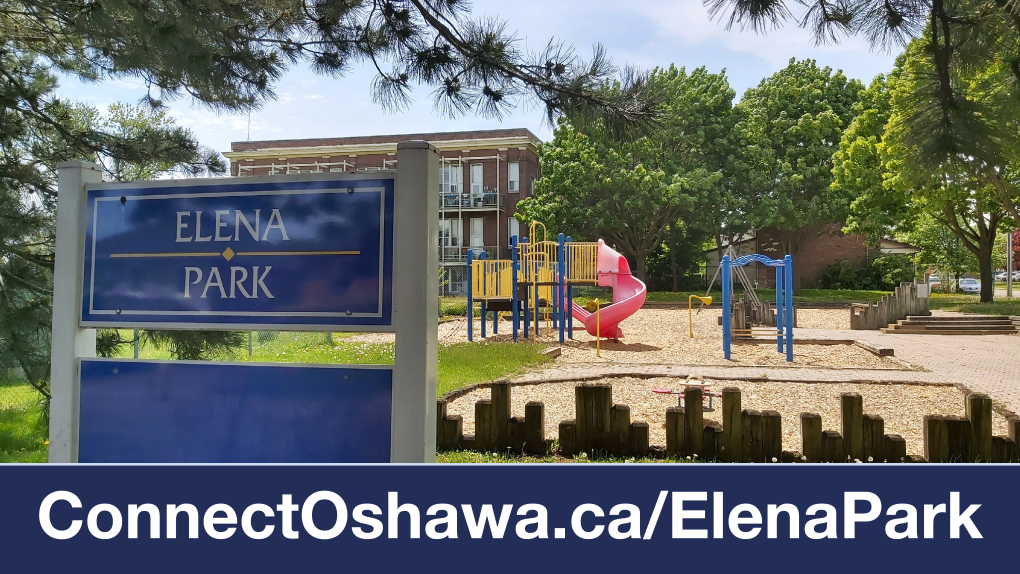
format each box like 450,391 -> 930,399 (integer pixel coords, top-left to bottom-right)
110,252 -> 220,258
235,251 -> 361,256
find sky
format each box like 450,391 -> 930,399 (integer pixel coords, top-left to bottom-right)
55,0 -> 898,158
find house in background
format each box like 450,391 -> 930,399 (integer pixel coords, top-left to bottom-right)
705,225 -> 920,288
225,128 -> 542,295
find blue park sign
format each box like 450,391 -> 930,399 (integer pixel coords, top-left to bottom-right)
80,177 -> 394,329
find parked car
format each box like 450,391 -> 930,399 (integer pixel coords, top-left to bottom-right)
928,275 -> 944,291
958,277 -> 981,294
996,271 -> 1008,281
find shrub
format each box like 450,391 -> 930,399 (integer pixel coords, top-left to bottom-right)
821,255 -> 916,291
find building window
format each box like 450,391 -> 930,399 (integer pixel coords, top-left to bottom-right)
508,162 -> 520,192
470,164 -> 483,197
440,164 -> 462,194
470,217 -> 484,256
530,177 -> 536,196
439,218 -> 462,262
508,217 -> 520,245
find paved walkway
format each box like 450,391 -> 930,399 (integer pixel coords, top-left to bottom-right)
513,326 -> 1020,415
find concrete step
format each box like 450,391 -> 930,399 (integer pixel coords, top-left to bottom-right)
897,319 -> 1014,326
905,315 -> 1007,322
881,328 -> 1017,335
886,323 -> 1016,331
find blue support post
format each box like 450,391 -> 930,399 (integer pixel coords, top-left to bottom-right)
722,255 -> 731,360
479,251 -> 486,339
784,255 -> 794,362
566,236 -> 573,339
558,233 -> 566,343
776,266 -> 784,353
534,258 -> 540,337
511,235 -> 519,342
467,249 -> 473,342
522,237 -> 530,338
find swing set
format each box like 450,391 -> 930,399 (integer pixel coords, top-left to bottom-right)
721,253 -> 794,362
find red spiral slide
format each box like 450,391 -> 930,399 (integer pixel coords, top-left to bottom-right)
568,240 -> 647,339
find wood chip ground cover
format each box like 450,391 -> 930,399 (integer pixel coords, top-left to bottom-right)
445,377 -> 1012,458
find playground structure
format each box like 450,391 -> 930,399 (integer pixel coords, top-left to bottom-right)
722,253 -> 794,362
467,222 -> 647,343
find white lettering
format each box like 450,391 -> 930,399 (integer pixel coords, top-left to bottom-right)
728,503 -> 762,540
805,504 -> 838,539
924,503 -> 946,539
571,503 -> 604,540
301,491 -> 347,540
176,212 -> 191,242
949,492 -> 981,539
262,209 -> 289,241
167,504 -> 199,539
515,504 -> 548,540
201,267 -> 227,298
87,504 -> 123,540
767,504 -> 800,539
253,266 -> 274,298
425,504 -> 458,539
885,504 -> 917,539
235,209 -> 260,241
39,491 -> 82,540
128,504 -> 160,539
203,504 -> 236,539
194,210 -> 212,242
844,492 -> 882,538
230,267 -> 252,298
241,504 -> 275,540
388,492 -> 420,539
461,504 -> 512,539
214,210 -> 231,241
608,503 -> 641,539
277,494 -> 299,539
352,504 -> 383,540
672,492 -> 708,539
184,267 -> 202,298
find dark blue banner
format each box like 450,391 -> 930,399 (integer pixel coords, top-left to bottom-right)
0,465 -> 1014,572
78,360 -> 392,463
81,177 -> 394,329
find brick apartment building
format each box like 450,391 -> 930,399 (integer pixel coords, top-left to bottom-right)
224,128 -> 542,294
704,225 -> 919,288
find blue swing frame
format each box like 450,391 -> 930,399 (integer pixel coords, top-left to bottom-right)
721,253 -> 794,362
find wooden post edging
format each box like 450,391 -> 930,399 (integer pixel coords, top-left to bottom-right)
851,280 -> 931,330
437,383 -> 1020,463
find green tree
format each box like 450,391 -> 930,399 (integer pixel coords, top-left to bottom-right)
6,1 -> 656,133
516,66 -> 734,281
904,212 -> 978,288
0,92 -> 224,400
708,0 -> 1020,220
731,58 -> 863,291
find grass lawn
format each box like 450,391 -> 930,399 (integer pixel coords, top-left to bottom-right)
437,449 -> 702,464
116,330 -> 553,397
929,293 -> 1020,316
0,377 -> 48,463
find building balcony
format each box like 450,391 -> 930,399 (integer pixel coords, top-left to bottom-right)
439,192 -> 503,210
440,245 -> 502,262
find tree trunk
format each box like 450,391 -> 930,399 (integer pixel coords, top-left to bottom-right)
784,233 -> 805,295
978,242 -> 995,303
669,223 -> 678,292
635,252 -> 647,283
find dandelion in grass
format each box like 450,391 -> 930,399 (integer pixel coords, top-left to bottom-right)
578,452 -> 588,460
868,456 -> 873,462
801,455 -> 808,462
854,459 -> 861,463
771,457 -> 777,463
692,454 -> 698,459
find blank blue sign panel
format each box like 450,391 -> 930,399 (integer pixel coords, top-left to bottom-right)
78,360 -> 392,463
80,177 -> 394,328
